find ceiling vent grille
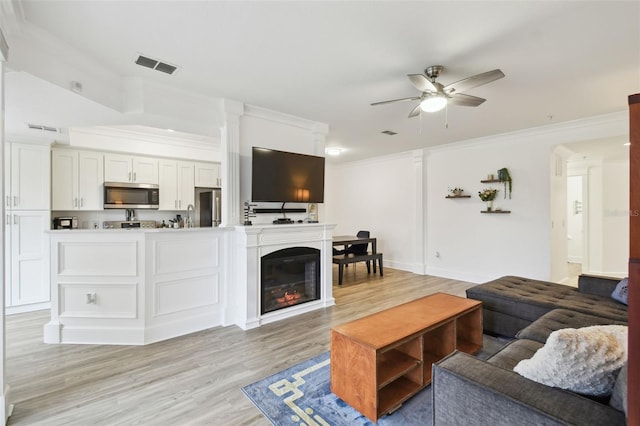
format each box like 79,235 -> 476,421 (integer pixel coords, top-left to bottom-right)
381,130 -> 397,135
27,123 -> 60,133
135,54 -> 179,75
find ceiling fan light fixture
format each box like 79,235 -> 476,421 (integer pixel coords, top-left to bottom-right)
420,95 -> 447,112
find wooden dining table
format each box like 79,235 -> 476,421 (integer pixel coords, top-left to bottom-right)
332,235 -> 378,254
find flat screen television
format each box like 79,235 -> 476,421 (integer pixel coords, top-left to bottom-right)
251,147 -> 325,203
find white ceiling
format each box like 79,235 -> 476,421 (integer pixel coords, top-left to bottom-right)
3,1 -> 640,162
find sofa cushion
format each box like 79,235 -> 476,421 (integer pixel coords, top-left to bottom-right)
611,277 -> 629,305
467,276 -> 628,324
486,338 -> 543,370
516,309 -> 628,344
513,325 -> 628,396
609,362 -> 628,414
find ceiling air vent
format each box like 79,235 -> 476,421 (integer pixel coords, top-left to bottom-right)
381,130 -> 397,136
27,123 -> 60,133
135,54 -> 179,75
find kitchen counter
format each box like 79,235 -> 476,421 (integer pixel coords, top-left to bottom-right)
47,226 -> 230,233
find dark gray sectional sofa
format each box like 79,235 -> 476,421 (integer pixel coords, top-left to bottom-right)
466,274 -> 628,337
432,274 -> 629,425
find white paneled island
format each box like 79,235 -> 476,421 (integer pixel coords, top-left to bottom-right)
45,227 -> 230,345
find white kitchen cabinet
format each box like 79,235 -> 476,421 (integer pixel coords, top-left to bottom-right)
194,162 -> 221,188
104,154 -> 158,184
52,149 -> 104,210
159,160 -> 195,210
5,210 -> 50,307
5,142 -> 50,210
4,142 -> 51,311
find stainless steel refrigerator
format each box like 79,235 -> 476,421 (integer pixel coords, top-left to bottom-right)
195,187 -> 222,227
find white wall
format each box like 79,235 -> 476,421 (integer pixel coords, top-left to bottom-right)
602,159 -> 629,275
426,137 -> 554,283
325,151 -> 424,272
324,112 -> 628,284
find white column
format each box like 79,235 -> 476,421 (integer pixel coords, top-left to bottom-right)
220,99 -> 244,226
413,149 -> 427,275
0,26 -> 12,425
310,122 -> 329,156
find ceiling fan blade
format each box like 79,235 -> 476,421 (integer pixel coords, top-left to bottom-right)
408,104 -> 421,118
448,93 -> 486,107
443,69 -> 505,95
371,96 -> 421,106
407,74 -> 438,93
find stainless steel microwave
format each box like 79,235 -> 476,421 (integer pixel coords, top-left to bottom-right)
103,182 -> 159,209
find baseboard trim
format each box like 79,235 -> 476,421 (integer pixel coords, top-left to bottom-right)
2,384 -> 13,425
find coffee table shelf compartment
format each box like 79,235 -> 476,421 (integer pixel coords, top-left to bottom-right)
330,293 -> 483,422
422,321 -> 456,383
456,307 -> 483,353
377,348 -> 421,388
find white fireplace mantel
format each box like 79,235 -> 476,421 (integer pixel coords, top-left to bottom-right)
231,223 -> 336,330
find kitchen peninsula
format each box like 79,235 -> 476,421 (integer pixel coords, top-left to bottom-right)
45,226 -> 230,345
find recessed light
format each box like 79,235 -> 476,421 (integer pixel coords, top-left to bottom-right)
326,147 -> 343,156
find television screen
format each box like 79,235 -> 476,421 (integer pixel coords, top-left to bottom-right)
251,147 -> 325,203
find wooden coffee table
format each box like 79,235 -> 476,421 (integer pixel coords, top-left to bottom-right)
330,292 -> 482,422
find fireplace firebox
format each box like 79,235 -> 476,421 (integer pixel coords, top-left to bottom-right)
261,247 -> 320,315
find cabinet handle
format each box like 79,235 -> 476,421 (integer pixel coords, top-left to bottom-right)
13,215 -> 18,225
74,198 -> 78,208
5,196 -> 9,207
5,214 -> 9,225
13,196 -> 17,207
179,200 -> 181,208
174,200 -> 177,208
133,172 -> 137,181
80,198 -> 84,208
129,172 -> 132,182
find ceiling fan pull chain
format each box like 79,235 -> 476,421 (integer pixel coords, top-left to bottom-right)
445,102 -> 449,129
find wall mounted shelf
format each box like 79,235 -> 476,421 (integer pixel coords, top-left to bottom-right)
481,210 -> 511,214
445,195 -> 471,199
480,179 -> 504,184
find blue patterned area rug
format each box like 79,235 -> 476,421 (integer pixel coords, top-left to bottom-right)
241,335 -> 509,426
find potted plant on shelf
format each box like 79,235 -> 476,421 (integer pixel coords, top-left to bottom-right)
478,188 -> 498,211
448,187 -> 464,197
497,167 -> 512,199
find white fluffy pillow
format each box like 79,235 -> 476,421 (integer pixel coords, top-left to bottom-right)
513,325 -> 628,396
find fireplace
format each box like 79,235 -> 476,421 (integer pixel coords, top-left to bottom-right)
261,247 -> 320,315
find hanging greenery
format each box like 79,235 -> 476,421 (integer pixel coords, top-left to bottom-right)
497,167 -> 512,199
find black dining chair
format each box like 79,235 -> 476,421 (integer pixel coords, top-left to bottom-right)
345,230 -> 370,256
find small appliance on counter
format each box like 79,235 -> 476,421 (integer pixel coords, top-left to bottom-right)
53,216 -> 78,230
103,220 -> 157,229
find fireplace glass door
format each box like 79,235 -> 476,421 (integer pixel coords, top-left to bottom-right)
261,247 -> 320,314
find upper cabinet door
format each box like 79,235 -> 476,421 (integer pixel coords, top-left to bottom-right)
158,160 -> 178,210
194,162 -> 220,188
10,143 -> 50,210
51,149 -> 78,211
104,153 -> 133,183
178,161 -> 195,208
132,156 -> 158,184
77,151 -> 104,210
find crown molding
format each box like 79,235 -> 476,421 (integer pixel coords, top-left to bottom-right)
426,111 -> 628,154
244,104 -> 328,134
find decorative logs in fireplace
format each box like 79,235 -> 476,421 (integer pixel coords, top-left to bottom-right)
261,247 -> 321,315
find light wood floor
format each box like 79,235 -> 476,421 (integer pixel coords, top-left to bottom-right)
6,266 -> 476,426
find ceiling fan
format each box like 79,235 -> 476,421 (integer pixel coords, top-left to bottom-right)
371,66 -> 505,118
